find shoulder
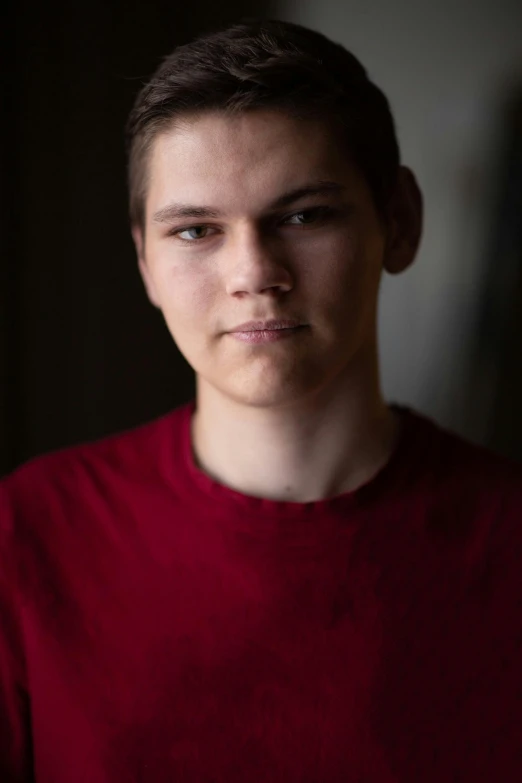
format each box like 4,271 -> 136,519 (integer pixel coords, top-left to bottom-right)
0,402 -> 192,520
0,404 -> 192,593
396,410 -> 522,604
0,404 -> 193,616
404,409 -> 522,559
406,408 -> 522,498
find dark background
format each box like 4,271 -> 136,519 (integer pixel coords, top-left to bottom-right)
1,1 -> 521,477
1,0 -> 277,476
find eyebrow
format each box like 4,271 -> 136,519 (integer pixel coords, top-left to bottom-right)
151,180 -> 347,223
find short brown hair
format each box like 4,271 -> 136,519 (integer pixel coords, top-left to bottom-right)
125,17 -> 401,231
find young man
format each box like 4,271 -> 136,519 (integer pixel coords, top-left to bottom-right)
1,17 -> 521,783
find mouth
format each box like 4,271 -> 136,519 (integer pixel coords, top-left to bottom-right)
227,319 -> 308,344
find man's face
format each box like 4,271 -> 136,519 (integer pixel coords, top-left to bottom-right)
136,110 -> 389,408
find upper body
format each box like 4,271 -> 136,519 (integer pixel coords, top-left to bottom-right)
2,16 -> 521,783
1,400 -> 522,783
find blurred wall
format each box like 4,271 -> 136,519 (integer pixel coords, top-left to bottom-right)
280,0 -> 522,448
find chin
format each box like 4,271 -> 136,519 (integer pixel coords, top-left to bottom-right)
195,342 -> 353,408
214,363 -> 324,409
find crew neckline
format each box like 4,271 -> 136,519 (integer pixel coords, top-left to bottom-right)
174,399 -> 436,521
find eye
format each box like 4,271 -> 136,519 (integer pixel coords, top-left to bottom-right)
169,206 -> 334,245
172,225 -> 216,243
283,207 -> 333,226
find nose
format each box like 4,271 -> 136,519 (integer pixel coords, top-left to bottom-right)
224,228 -> 294,298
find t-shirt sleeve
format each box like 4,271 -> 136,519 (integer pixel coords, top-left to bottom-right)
0,482 -> 33,782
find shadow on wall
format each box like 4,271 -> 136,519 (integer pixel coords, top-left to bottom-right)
460,85 -> 522,463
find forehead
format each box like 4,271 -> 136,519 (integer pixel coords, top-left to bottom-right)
145,110 -> 359,217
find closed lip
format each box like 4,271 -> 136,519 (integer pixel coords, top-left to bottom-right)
229,319 -> 305,333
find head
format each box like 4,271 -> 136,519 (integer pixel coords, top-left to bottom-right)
126,18 -> 422,409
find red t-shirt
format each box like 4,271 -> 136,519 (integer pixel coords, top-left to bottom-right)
1,401 -> 522,782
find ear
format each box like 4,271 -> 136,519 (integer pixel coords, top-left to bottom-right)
383,166 -> 423,275
132,225 -> 161,309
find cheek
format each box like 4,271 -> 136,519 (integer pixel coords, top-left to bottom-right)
312,231 -> 383,327
153,259 -> 218,335
304,232 -> 367,296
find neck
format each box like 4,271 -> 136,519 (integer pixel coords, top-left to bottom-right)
191,347 -> 400,503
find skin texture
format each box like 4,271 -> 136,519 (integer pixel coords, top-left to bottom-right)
133,110 -> 423,501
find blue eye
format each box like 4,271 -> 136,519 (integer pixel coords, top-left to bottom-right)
170,206 -> 333,244
176,225 -> 211,242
